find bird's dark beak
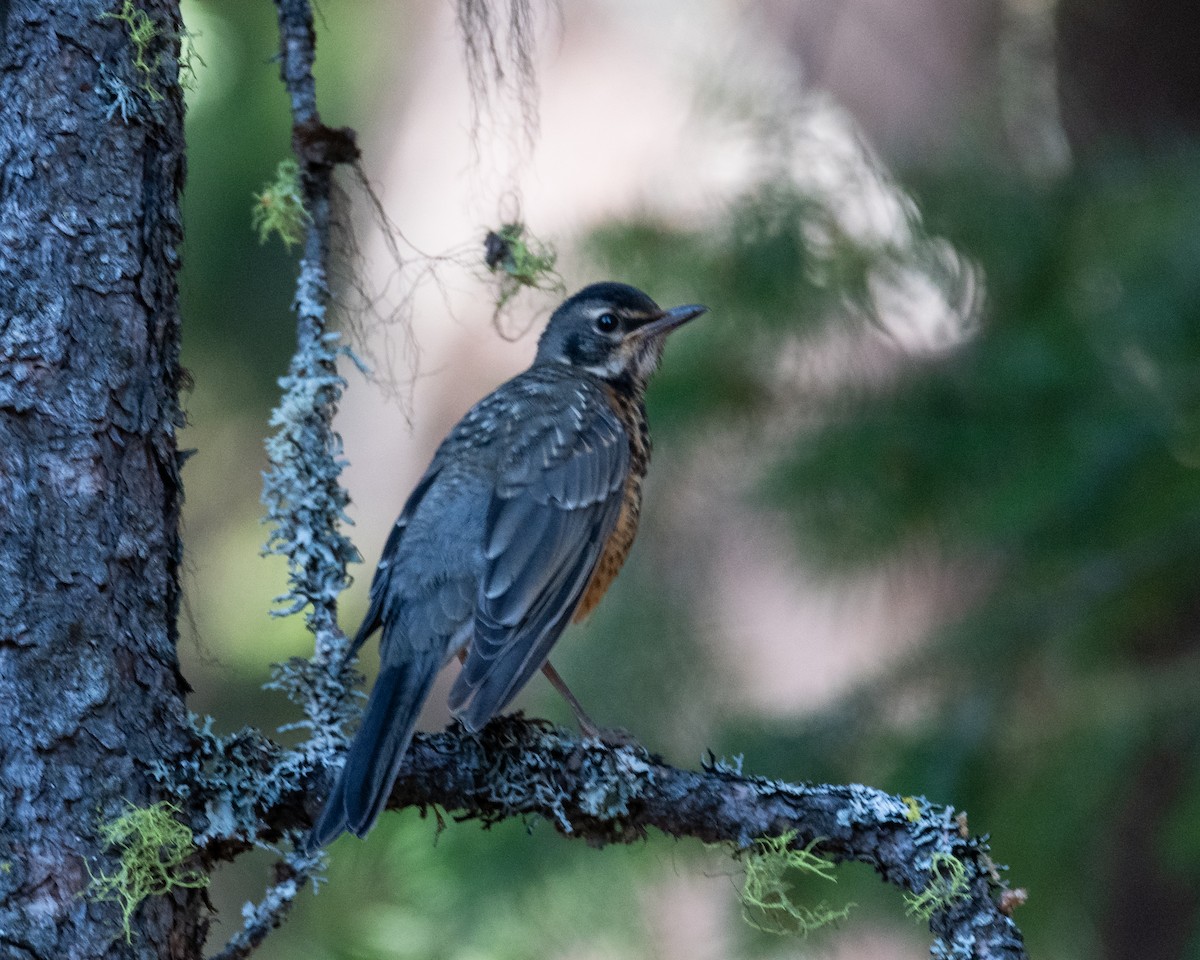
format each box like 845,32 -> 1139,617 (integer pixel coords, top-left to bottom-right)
631,303 -> 708,339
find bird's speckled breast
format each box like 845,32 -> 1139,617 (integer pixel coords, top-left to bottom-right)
573,384 -> 651,621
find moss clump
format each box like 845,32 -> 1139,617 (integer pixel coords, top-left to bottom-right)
739,831 -> 854,936
252,159 -> 310,250
87,801 -> 209,941
904,851 -> 970,921
484,222 -> 563,313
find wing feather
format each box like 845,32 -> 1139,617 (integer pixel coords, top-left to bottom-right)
447,395 -> 629,727
349,467 -> 441,655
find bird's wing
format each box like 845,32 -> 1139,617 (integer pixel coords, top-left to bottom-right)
448,394 -> 630,730
349,466 -> 441,655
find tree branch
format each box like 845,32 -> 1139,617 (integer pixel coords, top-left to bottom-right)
212,1 -> 361,955
206,716 -> 1027,960
207,849 -> 321,960
260,0 -> 360,674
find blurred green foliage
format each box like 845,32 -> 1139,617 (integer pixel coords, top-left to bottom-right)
311,814 -> 664,960
589,154 -> 1200,958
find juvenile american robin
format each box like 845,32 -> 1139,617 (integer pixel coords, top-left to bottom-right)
309,282 -> 706,847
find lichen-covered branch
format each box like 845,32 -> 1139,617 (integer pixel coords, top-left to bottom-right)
200,716 -> 1027,960
260,0 -> 361,688
221,1 -> 362,954
207,848 -> 322,960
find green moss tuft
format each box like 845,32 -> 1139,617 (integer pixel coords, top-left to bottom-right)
484,222 -> 564,312
739,831 -> 854,936
904,851 -> 970,921
86,801 -> 209,942
252,159 -> 311,250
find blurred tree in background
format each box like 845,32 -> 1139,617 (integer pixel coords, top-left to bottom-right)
176,1 -> 1199,959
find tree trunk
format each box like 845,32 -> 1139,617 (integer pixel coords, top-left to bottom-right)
0,2 -> 203,957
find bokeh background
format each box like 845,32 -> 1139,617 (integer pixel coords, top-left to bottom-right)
176,1 -> 1200,958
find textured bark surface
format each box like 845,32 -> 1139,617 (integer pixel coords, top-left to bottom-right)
0,2 -> 202,957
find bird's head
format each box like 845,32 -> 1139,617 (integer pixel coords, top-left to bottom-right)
535,282 -> 707,388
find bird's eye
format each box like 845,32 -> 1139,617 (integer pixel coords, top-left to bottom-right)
595,313 -> 619,333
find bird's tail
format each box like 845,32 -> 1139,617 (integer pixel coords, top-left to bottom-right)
308,651 -> 440,849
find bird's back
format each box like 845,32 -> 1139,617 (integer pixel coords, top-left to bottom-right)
373,364 -> 634,654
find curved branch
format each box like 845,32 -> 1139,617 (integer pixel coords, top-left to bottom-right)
213,716 -> 1027,960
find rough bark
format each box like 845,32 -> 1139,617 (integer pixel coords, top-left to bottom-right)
0,2 -> 201,957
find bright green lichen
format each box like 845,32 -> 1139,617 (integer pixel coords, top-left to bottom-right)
739,831 -> 854,936
253,159 -> 310,250
905,851 -> 970,921
87,801 -> 209,942
101,1 -> 164,102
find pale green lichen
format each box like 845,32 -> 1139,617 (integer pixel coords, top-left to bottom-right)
253,159 -> 310,250
101,0 -> 165,103
150,717 -> 301,848
739,831 -> 854,936
86,801 -> 209,941
704,751 -> 745,776
98,0 -> 204,119
574,744 -> 654,821
178,26 -> 205,93
266,656 -> 363,761
98,64 -> 143,123
218,843 -> 324,957
473,726 -> 655,835
260,328 -> 358,625
259,280 -> 362,753
905,851 -> 970,921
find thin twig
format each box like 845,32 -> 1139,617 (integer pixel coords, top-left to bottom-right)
207,848 -> 322,960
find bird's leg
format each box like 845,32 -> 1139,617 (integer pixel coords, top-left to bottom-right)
540,661 -> 603,739
456,650 -> 603,740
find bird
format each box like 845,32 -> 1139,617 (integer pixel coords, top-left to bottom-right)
309,282 -> 706,848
